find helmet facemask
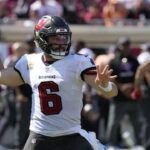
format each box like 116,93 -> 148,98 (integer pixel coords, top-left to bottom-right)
34,15 -> 72,60
44,33 -> 71,59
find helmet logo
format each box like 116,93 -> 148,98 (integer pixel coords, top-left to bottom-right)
35,19 -> 48,31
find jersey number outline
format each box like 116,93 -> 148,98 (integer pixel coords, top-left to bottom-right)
38,81 -> 62,115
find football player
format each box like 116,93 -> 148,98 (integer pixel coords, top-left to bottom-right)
0,15 -> 118,150
131,60 -> 150,100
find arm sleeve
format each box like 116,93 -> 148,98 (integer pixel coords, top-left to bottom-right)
77,55 -> 96,81
14,54 -> 30,84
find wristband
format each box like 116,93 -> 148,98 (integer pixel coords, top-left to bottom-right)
98,82 -> 113,92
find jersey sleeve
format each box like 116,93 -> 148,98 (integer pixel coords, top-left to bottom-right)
77,54 -> 96,81
14,54 -> 29,84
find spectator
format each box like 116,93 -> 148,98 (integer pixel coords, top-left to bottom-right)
106,36 -> 143,148
63,0 -> 79,24
127,0 -> 150,21
0,0 -> 7,19
4,42 -> 29,68
94,45 -> 116,143
14,0 -> 30,19
135,54 -> 150,150
0,42 -> 9,62
102,0 -> 128,27
95,45 -> 116,71
134,59 -> 150,90
0,41 -> 32,149
137,43 -> 150,65
4,0 -> 18,18
76,40 -> 96,59
83,3 -> 102,24
29,0 -> 63,20
25,35 -> 38,53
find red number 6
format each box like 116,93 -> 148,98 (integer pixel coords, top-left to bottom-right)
38,81 -> 62,115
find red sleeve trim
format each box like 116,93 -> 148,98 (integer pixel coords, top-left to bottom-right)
81,66 -> 96,81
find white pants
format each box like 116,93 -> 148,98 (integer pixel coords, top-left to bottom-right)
79,129 -> 107,150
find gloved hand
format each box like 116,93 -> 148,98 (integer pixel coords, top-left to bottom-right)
131,88 -> 142,100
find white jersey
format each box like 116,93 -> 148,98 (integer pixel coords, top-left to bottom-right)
15,52 -> 96,137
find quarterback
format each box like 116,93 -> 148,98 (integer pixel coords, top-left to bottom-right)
0,15 -> 118,150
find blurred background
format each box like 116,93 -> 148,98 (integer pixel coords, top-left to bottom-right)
0,0 -> 150,150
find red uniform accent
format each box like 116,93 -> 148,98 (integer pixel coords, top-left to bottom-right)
84,70 -> 96,75
35,19 -> 48,31
131,88 -> 142,100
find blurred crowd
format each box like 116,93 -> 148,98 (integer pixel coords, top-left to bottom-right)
0,0 -> 150,26
76,38 -> 150,150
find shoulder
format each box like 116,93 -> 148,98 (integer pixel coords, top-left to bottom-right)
69,53 -> 93,61
95,54 -> 108,61
16,53 -> 41,65
78,48 -> 95,59
22,53 -> 41,60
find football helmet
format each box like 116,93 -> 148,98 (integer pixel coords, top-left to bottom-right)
34,15 -> 72,59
